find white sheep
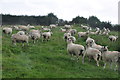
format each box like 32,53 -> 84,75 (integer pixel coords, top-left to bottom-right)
17,31 -> 25,35
89,41 -> 103,51
67,36 -> 76,43
18,25 -> 29,31
64,25 -> 71,31
11,34 -> 29,46
42,32 -> 53,41
3,27 -> 12,34
30,33 -> 41,43
86,37 -> 95,45
68,29 -> 77,36
50,24 -> 57,29
81,25 -> 89,30
101,46 -> 120,70
83,44 -> 101,66
63,33 -> 71,41
109,35 -> 118,42
78,31 -> 89,38
67,38 -> 85,62
60,28 -> 66,32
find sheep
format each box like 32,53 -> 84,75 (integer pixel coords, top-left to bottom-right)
17,31 -> 25,35
81,25 -> 89,30
86,37 -> 95,45
100,46 -> 120,70
83,44 -> 101,66
63,33 -> 71,41
64,25 -> 71,31
27,24 -> 35,29
109,35 -> 118,42
67,38 -> 85,62
13,26 -> 19,30
3,27 -> 12,35
60,28 -> 66,32
67,36 -> 76,43
68,29 -> 77,36
11,34 -> 29,46
29,30 -> 41,43
50,24 -> 57,29
42,32 -> 53,41
89,41 -> 103,51
78,31 -> 89,38
30,33 -> 41,43
41,26 -> 51,32
18,25 -> 29,31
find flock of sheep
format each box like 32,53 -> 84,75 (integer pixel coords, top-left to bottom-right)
2,24 -> 119,71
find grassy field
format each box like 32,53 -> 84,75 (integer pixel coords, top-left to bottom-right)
2,25 -> 120,78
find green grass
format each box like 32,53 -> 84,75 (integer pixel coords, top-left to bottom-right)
2,25 -> 119,78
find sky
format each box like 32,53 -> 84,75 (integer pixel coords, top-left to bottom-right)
0,0 -> 119,24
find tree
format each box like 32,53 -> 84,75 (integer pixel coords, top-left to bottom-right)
71,16 -> 87,24
88,16 -> 101,28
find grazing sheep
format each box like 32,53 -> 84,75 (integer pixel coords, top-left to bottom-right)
63,33 -> 71,41
41,26 -> 51,32
68,29 -> 77,36
27,24 -> 35,29
17,31 -> 25,35
60,28 -> 66,32
101,46 -> 120,70
67,38 -> 85,62
42,32 -> 53,41
78,31 -> 89,38
81,25 -> 89,30
109,35 -> 118,42
18,26 -> 29,31
86,37 -> 95,45
50,24 -> 57,29
13,26 -> 19,30
68,36 -> 76,43
64,25 -> 71,31
3,27 -> 12,34
30,33 -> 41,43
84,44 -> 101,66
11,34 -> 29,46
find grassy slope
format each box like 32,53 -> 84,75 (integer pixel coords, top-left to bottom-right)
2,25 -> 119,78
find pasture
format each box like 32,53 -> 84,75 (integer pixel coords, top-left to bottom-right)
2,25 -> 119,78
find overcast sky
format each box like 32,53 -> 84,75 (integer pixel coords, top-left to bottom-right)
0,0 -> 119,24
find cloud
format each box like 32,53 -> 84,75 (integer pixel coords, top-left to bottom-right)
0,0 -> 119,24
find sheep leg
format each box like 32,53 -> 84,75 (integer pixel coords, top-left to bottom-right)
103,63 -> 106,69
82,53 -> 85,64
110,62 -> 113,70
93,56 -> 99,66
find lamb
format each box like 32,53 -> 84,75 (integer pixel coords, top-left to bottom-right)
83,44 -> 101,66
100,46 -> 120,70
67,38 -> 85,62
17,31 -> 25,35
78,31 -> 89,38
109,35 -> 118,42
67,36 -> 76,43
86,37 -> 95,45
13,26 -> 19,30
11,34 -> 29,46
63,33 -> 71,41
42,32 -> 53,41
3,27 -> 12,34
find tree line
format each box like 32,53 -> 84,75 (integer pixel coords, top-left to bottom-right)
1,13 -> 120,31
